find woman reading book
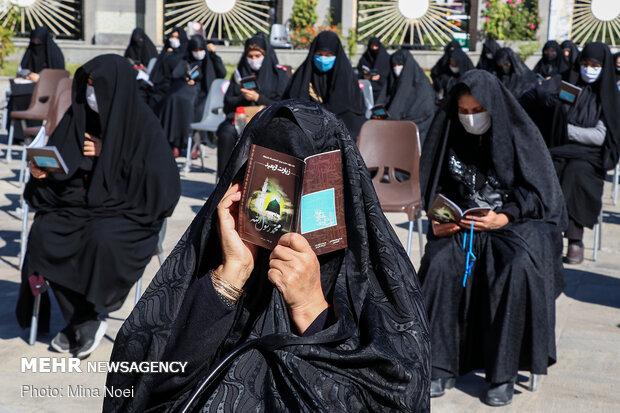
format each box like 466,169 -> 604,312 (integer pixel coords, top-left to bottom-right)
16,55 -> 181,359
356,37 -> 391,102
216,34 -> 289,176
419,70 -> 567,406
103,99 -> 431,412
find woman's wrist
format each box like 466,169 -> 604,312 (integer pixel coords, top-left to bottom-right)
288,298 -> 329,335
216,262 -> 252,290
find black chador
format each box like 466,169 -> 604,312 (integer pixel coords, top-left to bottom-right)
357,37 -> 391,102
104,100 -> 431,412
494,47 -> 539,99
124,28 -> 158,67
419,70 -> 567,394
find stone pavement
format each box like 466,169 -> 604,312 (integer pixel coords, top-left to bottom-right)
0,109 -> 618,412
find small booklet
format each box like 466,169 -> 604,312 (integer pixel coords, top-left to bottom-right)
238,144 -> 347,255
361,65 -> 378,77
428,194 -> 490,223
26,127 -> 68,175
234,69 -> 258,90
370,104 -> 389,119
558,81 -> 581,106
187,65 -> 200,80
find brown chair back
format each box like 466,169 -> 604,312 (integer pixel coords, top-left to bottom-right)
45,77 -> 73,136
357,119 -> 422,221
11,69 -> 70,121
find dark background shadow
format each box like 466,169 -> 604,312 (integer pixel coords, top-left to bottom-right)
563,268 -> 620,309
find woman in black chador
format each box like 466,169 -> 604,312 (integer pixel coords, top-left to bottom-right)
376,49 -> 436,142
159,34 -> 225,157
533,40 -> 569,79
216,34 -> 288,176
103,100 -> 431,412
561,40 -> 579,70
476,39 -> 500,73
16,55 -> 181,360
285,31 -> 366,140
419,70 -> 567,406
431,43 -> 474,103
494,47 -> 539,99
357,37 -> 391,102
546,42 -> 620,264
124,27 -> 158,66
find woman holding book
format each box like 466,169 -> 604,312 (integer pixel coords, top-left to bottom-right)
159,34 -> 225,157
419,70 -> 567,406
216,34 -> 289,175
357,37 -> 391,102
104,99 -> 431,412
16,55 -> 181,359
124,27 -> 158,67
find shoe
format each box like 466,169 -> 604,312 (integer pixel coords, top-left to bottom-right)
172,147 -> 180,158
563,243 -> 584,264
191,147 -> 200,160
484,380 -> 515,407
73,319 -> 107,360
430,377 -> 455,398
49,326 -> 77,353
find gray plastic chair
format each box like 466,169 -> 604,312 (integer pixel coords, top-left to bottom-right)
270,24 -> 293,49
358,79 -> 374,119
184,79 -> 229,175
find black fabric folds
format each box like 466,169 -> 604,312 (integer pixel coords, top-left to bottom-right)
16,55 -> 181,330
125,28 -> 158,66
103,99 -> 431,412
419,69 -> 567,383
431,46 -> 474,98
20,26 -> 65,73
357,37 -> 391,101
377,49 -> 436,141
494,47 -> 539,98
285,31 -> 366,139
533,40 -> 568,78
476,39 -> 500,73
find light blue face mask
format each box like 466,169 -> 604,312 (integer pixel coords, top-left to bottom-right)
313,55 -> 336,72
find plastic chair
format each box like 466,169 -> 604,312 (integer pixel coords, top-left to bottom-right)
358,79 -> 374,119
593,210 -> 603,261
134,219 -> 167,305
357,119 -> 424,258
270,24 -> 293,49
147,57 -> 157,75
6,69 -> 70,163
612,162 -> 618,206
184,79 -> 229,175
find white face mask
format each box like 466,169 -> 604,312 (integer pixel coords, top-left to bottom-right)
393,65 -> 403,77
247,56 -> 264,72
458,111 -> 492,135
485,52 -> 494,59
85,84 -> 99,114
192,50 -> 206,61
168,37 -> 181,49
449,65 -> 460,74
580,65 -> 602,84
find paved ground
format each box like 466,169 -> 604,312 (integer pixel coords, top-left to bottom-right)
0,83 -> 618,412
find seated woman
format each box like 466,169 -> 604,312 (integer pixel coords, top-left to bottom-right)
216,34 -> 288,175
546,42 -> 620,263
419,70 -> 567,406
9,26 -> 65,142
561,40 -> 579,70
476,39 -> 500,73
494,47 -> 539,99
103,99 -> 431,412
533,41 -> 569,79
431,45 -> 474,104
357,37 -> 391,102
159,34 -> 225,157
285,31 -> 366,140
375,49 -> 436,142
124,27 -> 158,67
16,55 -> 181,360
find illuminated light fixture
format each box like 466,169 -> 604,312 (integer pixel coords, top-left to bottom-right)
571,0 -> 620,46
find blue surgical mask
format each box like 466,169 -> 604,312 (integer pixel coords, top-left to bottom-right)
313,55 -> 336,72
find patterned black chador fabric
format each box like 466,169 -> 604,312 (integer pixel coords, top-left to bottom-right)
104,99 -> 430,412
419,70 -> 567,384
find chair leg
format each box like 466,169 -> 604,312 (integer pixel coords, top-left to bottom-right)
183,134 -> 193,176
6,121 -> 14,162
19,199 -> 29,269
406,220 -> 414,256
613,163 -> 618,206
18,143 -> 28,187
593,221 -> 600,261
417,216 -> 424,257
134,277 -> 143,306
530,373 -> 539,392
29,294 -> 41,346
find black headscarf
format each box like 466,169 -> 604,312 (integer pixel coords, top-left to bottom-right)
285,31 -> 366,137
223,34 -> 289,114
476,39 -> 500,73
186,35 -> 226,94
377,49 -> 436,140
430,40 -> 462,90
421,70 -> 567,228
357,37 -> 391,99
104,99 -> 431,412
494,47 -> 539,98
534,41 -> 568,78
20,26 -> 65,73
560,40 -> 579,68
563,42 -> 620,171
124,27 -> 158,66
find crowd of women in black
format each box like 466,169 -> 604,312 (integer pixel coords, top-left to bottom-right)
11,26 -> 620,411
